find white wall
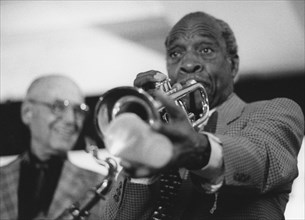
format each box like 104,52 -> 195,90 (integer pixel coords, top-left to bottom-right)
1,1 -> 304,101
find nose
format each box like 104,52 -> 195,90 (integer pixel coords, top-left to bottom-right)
180,53 -> 203,74
61,107 -> 78,123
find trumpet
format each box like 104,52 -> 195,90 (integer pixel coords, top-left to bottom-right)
94,78 -> 209,140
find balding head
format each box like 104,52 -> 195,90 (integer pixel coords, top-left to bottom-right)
25,74 -> 84,103
21,74 -> 87,161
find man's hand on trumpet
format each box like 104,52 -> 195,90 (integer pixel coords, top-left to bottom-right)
103,70 -> 212,178
152,91 -> 211,172
133,70 -> 168,90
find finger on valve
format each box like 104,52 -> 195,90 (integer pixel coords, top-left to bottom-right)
134,70 -> 167,88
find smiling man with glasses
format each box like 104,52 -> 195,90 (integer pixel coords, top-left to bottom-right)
22,75 -> 89,160
0,74 -> 104,220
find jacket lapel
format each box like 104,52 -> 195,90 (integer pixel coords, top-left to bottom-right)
215,93 -> 246,134
10,160 -> 20,219
0,155 -> 21,219
47,161 -> 84,219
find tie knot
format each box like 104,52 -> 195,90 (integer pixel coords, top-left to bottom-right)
34,162 -> 49,170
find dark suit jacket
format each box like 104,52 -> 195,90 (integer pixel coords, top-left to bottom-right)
101,93 -> 304,220
0,152 -> 105,220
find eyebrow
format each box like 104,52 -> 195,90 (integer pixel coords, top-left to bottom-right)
166,34 -> 220,51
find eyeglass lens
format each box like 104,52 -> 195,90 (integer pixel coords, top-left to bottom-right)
28,99 -> 89,118
52,100 -> 89,117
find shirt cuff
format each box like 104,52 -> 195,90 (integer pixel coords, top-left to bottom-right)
129,175 -> 159,185
191,132 -> 224,192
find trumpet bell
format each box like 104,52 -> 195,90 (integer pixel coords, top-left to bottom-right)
94,86 -> 160,140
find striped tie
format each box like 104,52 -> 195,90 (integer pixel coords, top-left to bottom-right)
151,169 -> 182,220
151,111 -> 218,220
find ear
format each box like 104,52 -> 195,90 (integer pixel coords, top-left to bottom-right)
227,55 -> 239,82
21,102 -> 33,125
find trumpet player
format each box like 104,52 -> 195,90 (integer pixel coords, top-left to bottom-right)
101,11 -> 304,220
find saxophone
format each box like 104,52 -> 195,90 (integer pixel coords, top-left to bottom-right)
56,147 -> 118,220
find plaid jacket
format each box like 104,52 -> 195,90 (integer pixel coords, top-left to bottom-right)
0,152 -> 105,220
101,93 -> 304,220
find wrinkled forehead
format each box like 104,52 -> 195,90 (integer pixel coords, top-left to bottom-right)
166,13 -> 223,47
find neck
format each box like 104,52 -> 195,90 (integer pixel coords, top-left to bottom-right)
30,144 -> 66,162
31,148 -> 51,162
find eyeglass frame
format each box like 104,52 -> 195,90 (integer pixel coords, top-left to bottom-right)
26,98 -> 90,119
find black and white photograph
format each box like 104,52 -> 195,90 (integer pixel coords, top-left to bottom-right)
1,1 -> 304,219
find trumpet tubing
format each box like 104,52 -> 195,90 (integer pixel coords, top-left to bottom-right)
94,78 -> 209,140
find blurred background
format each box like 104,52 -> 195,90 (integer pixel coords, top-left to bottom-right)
0,1 -> 304,219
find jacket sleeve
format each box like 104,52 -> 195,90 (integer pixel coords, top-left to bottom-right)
100,172 -> 158,220
217,98 -> 304,194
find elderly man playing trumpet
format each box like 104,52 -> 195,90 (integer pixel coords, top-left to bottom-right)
97,11 -> 304,220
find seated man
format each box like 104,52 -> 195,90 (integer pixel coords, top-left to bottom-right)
0,74 -> 105,220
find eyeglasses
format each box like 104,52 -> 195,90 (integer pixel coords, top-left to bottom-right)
27,99 -> 89,119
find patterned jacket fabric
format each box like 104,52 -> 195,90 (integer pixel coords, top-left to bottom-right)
101,93 -> 304,220
0,152 -> 105,220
